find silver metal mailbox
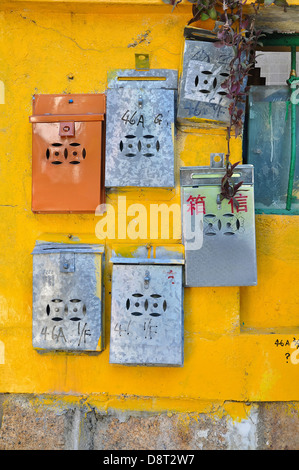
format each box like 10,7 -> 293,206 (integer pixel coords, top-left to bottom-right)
32,242 -> 105,352
181,154 -> 257,287
109,245 -> 184,366
105,69 -> 177,188
177,40 -> 244,127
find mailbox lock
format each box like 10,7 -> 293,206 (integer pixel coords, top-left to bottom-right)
138,95 -> 143,108
144,271 -> 151,289
63,262 -> 69,270
63,125 -> 70,132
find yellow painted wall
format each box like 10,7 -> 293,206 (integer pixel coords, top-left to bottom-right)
0,0 -> 298,414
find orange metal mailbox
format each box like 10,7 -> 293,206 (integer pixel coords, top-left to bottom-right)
29,94 -> 105,213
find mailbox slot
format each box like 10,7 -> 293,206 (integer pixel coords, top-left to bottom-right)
30,94 -> 106,213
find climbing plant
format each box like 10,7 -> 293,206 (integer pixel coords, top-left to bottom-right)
163,0 -> 288,207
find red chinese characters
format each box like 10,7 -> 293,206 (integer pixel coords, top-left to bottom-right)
186,194 -> 206,215
229,193 -> 248,213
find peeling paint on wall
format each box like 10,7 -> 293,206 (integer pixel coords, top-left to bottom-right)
128,30 -> 151,48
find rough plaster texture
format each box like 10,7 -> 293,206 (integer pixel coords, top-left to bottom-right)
0,395 -> 299,451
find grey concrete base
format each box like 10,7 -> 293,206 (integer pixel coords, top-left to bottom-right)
0,394 -> 298,450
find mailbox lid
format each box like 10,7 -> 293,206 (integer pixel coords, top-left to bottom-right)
105,69 -> 177,188
32,242 -> 105,351
32,93 -> 105,117
30,94 -> 106,213
181,161 -> 257,287
109,263 -> 184,366
110,243 -> 184,265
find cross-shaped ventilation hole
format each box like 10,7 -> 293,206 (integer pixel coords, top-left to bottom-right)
119,135 -> 160,158
46,143 -> 87,164
204,213 -> 245,236
194,70 -> 229,97
126,293 -> 167,317
46,298 -> 87,321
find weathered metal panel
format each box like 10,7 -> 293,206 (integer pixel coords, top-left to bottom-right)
109,245 -> 184,366
181,155 -> 257,287
105,69 -> 177,188
177,40 -> 241,127
247,86 -> 299,212
32,242 -> 105,352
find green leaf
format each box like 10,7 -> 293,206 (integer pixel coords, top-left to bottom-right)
200,12 -> 210,20
207,7 -> 217,20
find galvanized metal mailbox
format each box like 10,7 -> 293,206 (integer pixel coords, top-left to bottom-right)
32,242 -> 105,352
109,245 -> 184,366
29,94 -> 106,213
181,154 -> 257,287
177,39 -> 244,127
105,69 -> 177,188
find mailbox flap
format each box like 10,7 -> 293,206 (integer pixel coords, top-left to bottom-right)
29,114 -> 104,123
110,244 -> 184,265
107,69 -> 178,90
31,93 -> 106,116
180,167 -> 254,188
32,242 -> 105,255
